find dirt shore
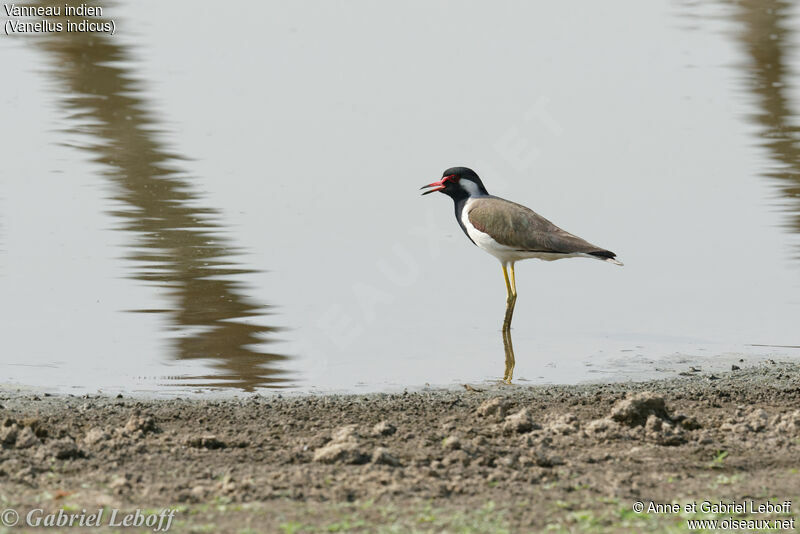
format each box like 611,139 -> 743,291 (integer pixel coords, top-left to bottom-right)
1,361 -> 799,533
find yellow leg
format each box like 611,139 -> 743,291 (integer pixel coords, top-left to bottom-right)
502,263 -> 517,332
501,263 -> 518,383
509,262 -> 517,297
502,264 -> 513,299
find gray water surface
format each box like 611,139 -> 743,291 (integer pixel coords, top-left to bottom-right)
1,0 -> 799,394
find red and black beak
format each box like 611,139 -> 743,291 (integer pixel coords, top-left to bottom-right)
420,175 -> 454,196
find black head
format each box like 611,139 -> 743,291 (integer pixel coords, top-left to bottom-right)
420,167 -> 489,200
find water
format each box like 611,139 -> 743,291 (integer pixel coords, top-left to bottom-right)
1,0 -> 799,394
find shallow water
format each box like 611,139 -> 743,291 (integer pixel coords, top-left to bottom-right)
1,1 -> 799,394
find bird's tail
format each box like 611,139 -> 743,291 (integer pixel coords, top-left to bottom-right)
587,249 -> 624,266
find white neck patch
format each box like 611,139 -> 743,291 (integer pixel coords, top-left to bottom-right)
459,179 -> 481,196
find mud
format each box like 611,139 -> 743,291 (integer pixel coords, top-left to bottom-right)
1,361 -> 799,532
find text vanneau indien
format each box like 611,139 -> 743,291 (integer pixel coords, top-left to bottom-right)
4,4 -> 103,17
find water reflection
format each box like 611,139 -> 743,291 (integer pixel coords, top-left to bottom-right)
732,0 -> 800,257
502,328 -> 515,384
30,0 -> 289,390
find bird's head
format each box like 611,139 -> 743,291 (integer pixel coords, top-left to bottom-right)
421,167 -> 489,199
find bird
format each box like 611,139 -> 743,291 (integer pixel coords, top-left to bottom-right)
421,166 -> 622,382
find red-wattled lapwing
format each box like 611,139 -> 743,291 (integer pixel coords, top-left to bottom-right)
421,167 -> 622,382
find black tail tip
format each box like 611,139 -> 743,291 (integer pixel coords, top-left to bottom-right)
588,250 -> 616,260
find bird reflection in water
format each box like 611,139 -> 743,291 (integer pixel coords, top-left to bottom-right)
30,0 -> 289,390
502,323 -> 516,385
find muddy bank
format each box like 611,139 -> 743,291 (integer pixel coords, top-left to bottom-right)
1,361 -> 799,532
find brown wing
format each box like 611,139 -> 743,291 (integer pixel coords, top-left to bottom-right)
467,197 -> 616,258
